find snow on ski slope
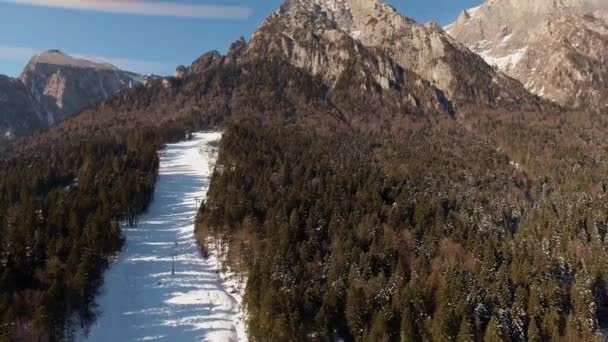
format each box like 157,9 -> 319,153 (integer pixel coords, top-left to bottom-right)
82,132 -> 247,342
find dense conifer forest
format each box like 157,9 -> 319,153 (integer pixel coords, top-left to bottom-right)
197,114 -> 608,341
0,55 -> 350,341
0,123 -> 197,341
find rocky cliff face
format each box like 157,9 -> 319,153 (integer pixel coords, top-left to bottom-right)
257,0 -> 544,111
20,50 -> 141,125
0,50 -> 142,142
0,75 -> 44,141
197,3 -> 458,117
246,6 -> 412,92
447,0 -> 608,111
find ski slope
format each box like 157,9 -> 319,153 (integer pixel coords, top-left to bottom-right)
82,132 -> 246,342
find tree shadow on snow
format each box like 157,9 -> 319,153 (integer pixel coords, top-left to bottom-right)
84,137 -> 239,342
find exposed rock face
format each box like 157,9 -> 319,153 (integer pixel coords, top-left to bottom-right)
244,0 -> 455,116
263,0 -> 543,110
20,50 -> 142,125
0,75 -> 44,141
189,50 -> 226,75
447,0 -> 608,111
0,50 -> 142,142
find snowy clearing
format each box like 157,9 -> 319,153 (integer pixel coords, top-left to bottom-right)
81,132 -> 247,342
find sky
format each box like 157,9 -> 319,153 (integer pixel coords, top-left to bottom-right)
0,0 -> 483,77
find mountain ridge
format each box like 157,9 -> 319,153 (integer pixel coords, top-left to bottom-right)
268,0 -> 548,111
20,50 -> 142,126
447,0 -> 608,110
0,50 -> 142,142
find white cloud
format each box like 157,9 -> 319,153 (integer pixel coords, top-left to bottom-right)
0,45 -> 40,60
0,44 -> 172,75
2,0 -> 252,19
75,53 -> 171,75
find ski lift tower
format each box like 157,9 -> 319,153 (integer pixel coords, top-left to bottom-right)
172,241 -> 178,276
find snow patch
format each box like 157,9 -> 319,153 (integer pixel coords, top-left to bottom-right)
536,86 -> 546,97
205,239 -> 248,341
499,33 -> 513,46
509,160 -> 521,170
479,46 -> 528,71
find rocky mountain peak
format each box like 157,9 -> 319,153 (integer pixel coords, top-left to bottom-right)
279,0 -> 408,33
245,0 -> 546,113
281,0 -> 379,14
447,0 -> 608,111
17,50 -> 141,127
25,49 -> 118,72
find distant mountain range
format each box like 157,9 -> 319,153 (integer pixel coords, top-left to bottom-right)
7,0 -> 569,152
446,0 -> 608,111
0,50 -> 141,142
4,0 -> 607,146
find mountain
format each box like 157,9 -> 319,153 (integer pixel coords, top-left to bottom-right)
20,50 -> 142,126
9,0 -> 561,152
4,0 -> 608,341
3,0 -> 552,148
244,4 -> 454,118
0,75 -> 44,141
446,0 -> 608,111
255,0 -> 546,111
0,50 -> 141,142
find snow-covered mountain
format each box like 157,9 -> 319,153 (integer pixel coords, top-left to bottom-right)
245,0 -> 545,111
447,0 -> 608,111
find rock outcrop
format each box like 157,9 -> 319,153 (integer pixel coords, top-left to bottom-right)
0,75 -> 44,141
0,50 -> 142,142
258,0 -> 544,111
20,50 -> 142,125
447,0 -> 608,111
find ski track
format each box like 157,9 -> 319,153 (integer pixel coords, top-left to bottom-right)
83,132 -> 246,342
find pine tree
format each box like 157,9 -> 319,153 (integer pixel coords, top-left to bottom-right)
369,312 -> 390,342
527,318 -> 542,342
432,306 -> 457,341
563,314 -> 579,342
457,316 -> 474,342
400,304 -> 418,342
484,316 -> 504,342
345,286 -> 367,338
543,306 -> 562,341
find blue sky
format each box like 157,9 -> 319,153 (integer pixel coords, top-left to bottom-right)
0,0 -> 482,77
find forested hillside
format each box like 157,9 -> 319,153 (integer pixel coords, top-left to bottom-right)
0,123 -> 197,341
0,45 -> 443,340
197,115 -> 608,341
